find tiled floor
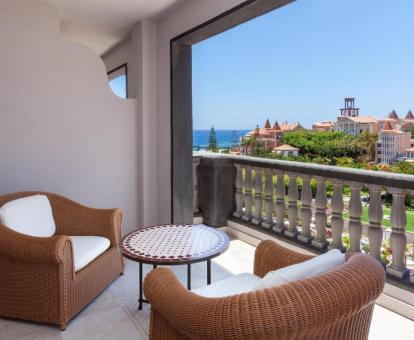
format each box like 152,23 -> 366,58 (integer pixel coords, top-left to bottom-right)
1,239 -> 413,339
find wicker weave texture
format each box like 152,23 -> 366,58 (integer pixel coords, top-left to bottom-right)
0,191 -> 125,329
144,240 -> 385,340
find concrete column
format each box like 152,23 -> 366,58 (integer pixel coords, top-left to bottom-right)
131,20 -> 159,225
368,185 -> 383,261
242,166 -> 253,222
233,163 -> 243,218
262,169 -> 274,229
312,177 -> 328,249
330,179 -> 345,251
285,174 -> 298,238
192,157 -> 200,213
298,175 -> 313,243
252,167 -> 263,226
273,171 -> 285,233
198,157 -> 234,228
387,189 -> 409,278
348,182 -> 363,252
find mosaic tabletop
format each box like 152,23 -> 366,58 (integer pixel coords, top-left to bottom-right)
120,224 -> 230,264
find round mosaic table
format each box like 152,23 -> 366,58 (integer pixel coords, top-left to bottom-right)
120,224 -> 230,310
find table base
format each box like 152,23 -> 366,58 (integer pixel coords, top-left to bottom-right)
138,259 -> 212,310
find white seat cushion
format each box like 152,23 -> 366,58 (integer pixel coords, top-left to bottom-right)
192,273 -> 261,298
71,236 -> 110,272
0,194 -> 56,237
254,249 -> 345,291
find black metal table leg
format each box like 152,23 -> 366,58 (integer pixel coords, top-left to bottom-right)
138,262 -> 143,310
207,259 -> 211,285
187,263 -> 191,290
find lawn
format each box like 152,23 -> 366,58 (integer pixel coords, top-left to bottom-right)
343,206 -> 414,233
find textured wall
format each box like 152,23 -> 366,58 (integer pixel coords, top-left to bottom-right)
0,0 -> 139,233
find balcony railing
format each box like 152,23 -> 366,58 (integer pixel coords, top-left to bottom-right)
193,152 -> 414,285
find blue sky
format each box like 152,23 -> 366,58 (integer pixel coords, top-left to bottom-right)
109,75 -> 127,98
192,0 -> 414,130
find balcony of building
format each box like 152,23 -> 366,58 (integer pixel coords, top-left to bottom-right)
1,0 -> 414,339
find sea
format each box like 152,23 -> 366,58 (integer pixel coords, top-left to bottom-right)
193,129 -> 249,150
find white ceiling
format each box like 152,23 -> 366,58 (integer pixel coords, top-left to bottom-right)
26,0 -> 187,55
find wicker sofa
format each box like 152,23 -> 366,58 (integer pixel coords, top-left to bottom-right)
144,240 -> 386,340
0,192 -> 125,330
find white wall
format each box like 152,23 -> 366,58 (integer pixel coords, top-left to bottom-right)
0,0 -> 139,233
103,0 -> 246,224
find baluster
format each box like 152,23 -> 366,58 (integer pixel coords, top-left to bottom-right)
312,177 -> 328,249
262,169 -> 274,228
252,167 -> 263,225
192,158 -> 200,213
298,175 -> 313,243
348,182 -> 363,252
329,179 -> 345,251
285,174 -> 298,238
387,189 -> 409,278
368,185 -> 383,262
242,166 -> 253,221
274,171 -> 286,233
233,164 -> 243,218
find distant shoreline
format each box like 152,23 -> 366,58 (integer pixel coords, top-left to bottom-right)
193,129 -> 249,149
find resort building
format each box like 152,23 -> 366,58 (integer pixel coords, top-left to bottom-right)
378,110 -> 414,132
376,121 -> 412,164
312,120 -> 335,132
336,115 -> 379,136
335,98 -> 379,136
240,119 -> 299,155
273,144 -> 299,157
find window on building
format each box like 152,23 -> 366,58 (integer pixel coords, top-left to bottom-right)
107,64 -> 128,98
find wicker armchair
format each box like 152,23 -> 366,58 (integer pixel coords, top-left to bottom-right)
144,240 -> 385,340
0,191 -> 125,330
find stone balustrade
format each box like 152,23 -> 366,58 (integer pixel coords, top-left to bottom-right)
193,152 -> 414,284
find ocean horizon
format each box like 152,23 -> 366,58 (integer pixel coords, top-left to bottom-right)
193,129 -> 250,149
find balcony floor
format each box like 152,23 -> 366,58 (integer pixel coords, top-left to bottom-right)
1,239 -> 413,339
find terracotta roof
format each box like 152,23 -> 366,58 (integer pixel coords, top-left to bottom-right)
380,121 -> 405,133
344,116 -> 377,123
406,110 -> 414,119
389,110 -> 399,119
246,128 -> 272,138
274,144 -> 299,151
272,121 -> 281,131
264,119 -> 271,129
313,121 -> 334,127
280,122 -> 300,131
382,121 -> 393,131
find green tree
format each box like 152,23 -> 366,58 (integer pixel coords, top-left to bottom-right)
208,126 -> 218,152
357,131 -> 378,161
281,130 -> 361,159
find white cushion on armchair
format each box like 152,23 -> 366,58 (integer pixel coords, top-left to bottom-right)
254,249 -> 345,290
0,194 -> 56,237
192,249 -> 345,298
71,236 -> 110,272
192,273 -> 261,298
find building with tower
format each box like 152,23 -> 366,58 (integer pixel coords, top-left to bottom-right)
335,98 -> 378,136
